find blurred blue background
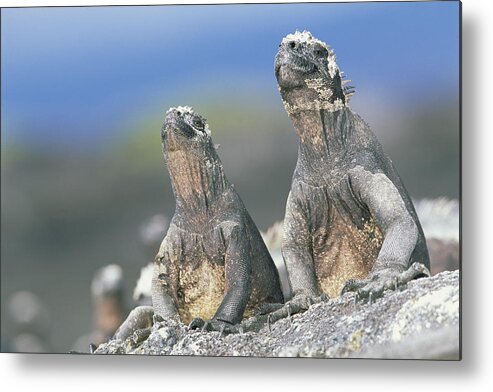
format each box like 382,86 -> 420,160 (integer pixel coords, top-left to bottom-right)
1,2 -> 459,352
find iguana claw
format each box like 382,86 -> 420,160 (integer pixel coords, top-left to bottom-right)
190,317 -> 235,336
219,324 -> 226,338
342,262 -> 431,304
188,317 -> 205,330
254,302 -> 284,315
340,279 -> 366,296
286,303 -> 292,322
246,293 -> 326,330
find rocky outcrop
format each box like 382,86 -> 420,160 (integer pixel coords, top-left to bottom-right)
95,270 -> 459,359
414,198 -> 460,274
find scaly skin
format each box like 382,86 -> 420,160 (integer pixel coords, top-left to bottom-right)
112,106 -> 283,342
256,31 -> 431,325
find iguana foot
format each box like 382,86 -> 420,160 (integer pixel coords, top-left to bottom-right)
188,318 -> 239,337
253,294 -> 327,327
189,295 -> 328,335
255,302 -> 284,315
340,262 -> 431,303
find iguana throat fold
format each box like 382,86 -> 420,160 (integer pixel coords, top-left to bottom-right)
167,150 -> 230,222
162,106 -> 231,224
290,107 -> 353,172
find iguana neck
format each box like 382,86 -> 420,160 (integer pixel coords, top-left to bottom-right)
288,106 -> 353,173
166,150 -> 230,223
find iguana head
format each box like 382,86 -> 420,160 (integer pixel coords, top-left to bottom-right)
161,106 -> 213,155
161,106 -> 227,205
275,31 -> 353,113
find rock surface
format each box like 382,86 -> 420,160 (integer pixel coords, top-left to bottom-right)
95,270 -> 460,359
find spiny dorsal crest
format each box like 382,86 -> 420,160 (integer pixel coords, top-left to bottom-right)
283,30 -> 355,103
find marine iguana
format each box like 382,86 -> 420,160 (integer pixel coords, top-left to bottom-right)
260,31 -> 431,321
112,106 -> 283,341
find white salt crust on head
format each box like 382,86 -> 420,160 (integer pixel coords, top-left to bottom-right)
279,30 -> 354,113
282,30 -> 340,78
167,105 -> 195,116
166,106 -> 211,136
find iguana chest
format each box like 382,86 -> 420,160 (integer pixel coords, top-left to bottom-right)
174,231 -> 226,324
312,207 -> 383,298
296,178 -> 383,297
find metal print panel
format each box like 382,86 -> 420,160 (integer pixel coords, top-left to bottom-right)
0,1 -> 460,358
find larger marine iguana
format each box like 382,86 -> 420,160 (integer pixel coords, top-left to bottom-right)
112,106 -> 283,342
259,31 -> 431,322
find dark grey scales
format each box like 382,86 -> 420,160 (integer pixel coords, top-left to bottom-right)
257,31 -> 431,323
112,106 -> 283,342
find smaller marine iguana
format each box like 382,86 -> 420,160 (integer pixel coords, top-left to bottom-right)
112,107 -> 283,342
258,31 -> 431,323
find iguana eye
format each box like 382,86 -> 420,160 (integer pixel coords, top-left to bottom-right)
314,48 -> 327,58
193,118 -> 205,131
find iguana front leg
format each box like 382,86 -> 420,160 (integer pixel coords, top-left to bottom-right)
283,189 -> 319,297
109,239 -> 180,345
252,190 -> 323,326
341,167 -> 430,302
151,246 -> 180,321
189,224 -> 252,335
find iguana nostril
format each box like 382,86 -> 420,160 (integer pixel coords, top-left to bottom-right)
176,110 -> 182,116
289,41 -> 296,49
